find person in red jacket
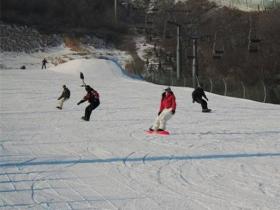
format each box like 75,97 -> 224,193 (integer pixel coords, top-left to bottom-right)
150,87 -> 176,131
77,85 -> 100,121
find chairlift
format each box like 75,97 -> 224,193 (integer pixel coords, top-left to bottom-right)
250,36 -> 261,43
151,7 -> 159,12
213,54 -> 222,59
249,44 -> 258,53
248,15 -> 260,53
212,31 -> 224,59
215,49 -> 224,54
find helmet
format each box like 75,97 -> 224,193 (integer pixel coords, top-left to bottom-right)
85,85 -> 92,91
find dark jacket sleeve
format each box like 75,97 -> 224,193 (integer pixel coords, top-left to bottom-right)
77,98 -> 86,105
192,91 -> 195,101
58,91 -> 64,100
202,90 -> 208,100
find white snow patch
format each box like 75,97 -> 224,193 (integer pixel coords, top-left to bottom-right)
1,51 -> 280,210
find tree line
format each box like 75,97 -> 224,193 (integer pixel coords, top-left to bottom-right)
1,0 -> 120,32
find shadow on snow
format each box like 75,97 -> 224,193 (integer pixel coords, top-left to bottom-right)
1,152 -> 280,168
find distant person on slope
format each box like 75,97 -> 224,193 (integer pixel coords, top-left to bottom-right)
56,85 -> 70,110
77,85 -> 100,121
42,58 -> 48,69
149,87 -> 176,131
192,84 -> 211,112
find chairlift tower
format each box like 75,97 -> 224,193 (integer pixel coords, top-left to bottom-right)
190,35 -> 199,88
187,32 -> 210,89
114,0 -> 118,24
168,21 -> 181,80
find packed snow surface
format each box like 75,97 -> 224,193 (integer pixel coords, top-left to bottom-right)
1,55 -> 280,210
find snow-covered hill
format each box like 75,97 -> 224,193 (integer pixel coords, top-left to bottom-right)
175,0 -> 278,11
0,53 -> 280,209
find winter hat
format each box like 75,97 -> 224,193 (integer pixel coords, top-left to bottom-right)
85,85 -> 92,91
164,87 -> 172,92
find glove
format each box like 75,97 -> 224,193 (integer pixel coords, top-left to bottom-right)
171,110 -> 175,114
77,102 -> 81,105
206,98 -> 209,101
192,100 -> 195,103
158,111 -> 161,116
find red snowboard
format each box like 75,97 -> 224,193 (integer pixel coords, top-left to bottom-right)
145,130 -> 170,135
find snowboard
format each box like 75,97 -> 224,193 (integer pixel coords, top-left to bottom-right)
145,130 -> 170,135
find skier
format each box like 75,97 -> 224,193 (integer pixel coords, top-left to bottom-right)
149,87 -> 176,132
56,85 -> 70,110
77,85 -> 100,121
42,58 -> 48,69
192,84 -> 211,112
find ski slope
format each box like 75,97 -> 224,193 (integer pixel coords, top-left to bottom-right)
1,57 -> 280,210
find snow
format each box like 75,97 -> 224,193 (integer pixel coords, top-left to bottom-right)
135,36 -> 154,62
175,0 -> 271,11
1,51 -> 280,209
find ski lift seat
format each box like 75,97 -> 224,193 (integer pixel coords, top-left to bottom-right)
250,38 -> 261,43
213,54 -> 222,59
215,49 -> 224,54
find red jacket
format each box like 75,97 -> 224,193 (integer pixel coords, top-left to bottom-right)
159,92 -> 176,112
84,90 -> 100,103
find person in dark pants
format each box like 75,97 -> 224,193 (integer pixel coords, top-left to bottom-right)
56,85 -> 70,110
192,85 -> 211,112
77,85 -> 100,121
42,58 -> 48,69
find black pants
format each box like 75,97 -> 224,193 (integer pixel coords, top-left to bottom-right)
195,98 -> 208,110
42,64 -> 46,69
84,101 -> 100,121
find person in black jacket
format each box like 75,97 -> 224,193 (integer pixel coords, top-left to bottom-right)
77,85 -> 100,121
42,58 -> 48,69
192,84 -> 211,112
56,85 -> 70,110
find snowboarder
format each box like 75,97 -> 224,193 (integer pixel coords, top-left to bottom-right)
192,84 -> 211,112
149,87 -> 176,132
42,58 -> 48,69
56,85 -> 70,110
77,85 -> 100,121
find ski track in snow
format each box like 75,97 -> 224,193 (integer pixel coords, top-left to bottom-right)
1,56 -> 280,210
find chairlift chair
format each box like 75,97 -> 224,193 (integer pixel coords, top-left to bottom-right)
249,45 -> 258,53
248,15 -> 260,53
212,31 -> 224,59
250,37 -> 261,43
215,49 -> 224,54
151,8 -> 159,12
213,53 -> 222,59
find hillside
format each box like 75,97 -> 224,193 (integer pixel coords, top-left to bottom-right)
1,0 -> 279,104
143,0 -> 280,104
